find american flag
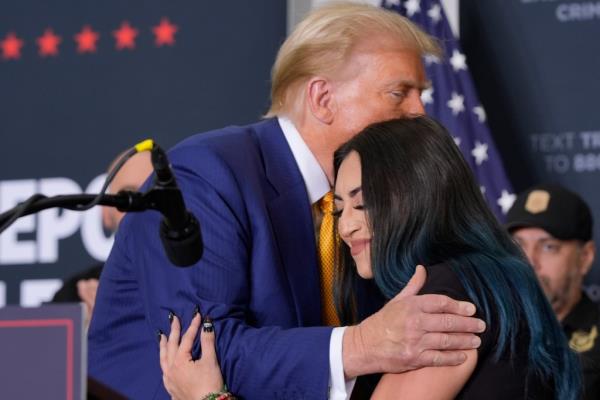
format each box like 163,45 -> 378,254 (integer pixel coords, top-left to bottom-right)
382,0 -> 515,219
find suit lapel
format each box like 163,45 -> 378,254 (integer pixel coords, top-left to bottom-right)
254,119 -> 322,326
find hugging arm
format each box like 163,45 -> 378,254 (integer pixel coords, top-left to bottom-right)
132,155 -> 333,398
343,266 -> 485,379
371,349 -> 478,399
160,313 -> 226,400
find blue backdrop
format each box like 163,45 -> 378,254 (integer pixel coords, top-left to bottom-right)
0,0 -> 286,305
461,0 -> 600,300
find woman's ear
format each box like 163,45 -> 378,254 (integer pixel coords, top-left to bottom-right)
306,77 -> 335,124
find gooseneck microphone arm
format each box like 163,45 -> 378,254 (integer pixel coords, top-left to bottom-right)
0,140 -> 203,267
150,145 -> 203,267
0,192 -> 147,220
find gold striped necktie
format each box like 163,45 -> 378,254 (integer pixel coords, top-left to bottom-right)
318,191 -> 340,326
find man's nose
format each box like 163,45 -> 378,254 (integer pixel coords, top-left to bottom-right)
524,248 -> 541,272
403,90 -> 426,116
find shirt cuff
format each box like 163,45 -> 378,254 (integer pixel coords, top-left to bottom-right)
329,326 -> 356,399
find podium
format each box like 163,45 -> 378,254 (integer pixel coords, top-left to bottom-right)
0,304 -> 87,399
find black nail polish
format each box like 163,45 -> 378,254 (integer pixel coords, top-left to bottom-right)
156,329 -> 163,342
202,316 -> 214,333
193,305 -> 199,316
168,311 -> 175,322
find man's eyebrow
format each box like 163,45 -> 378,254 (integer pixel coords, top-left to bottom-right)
385,79 -> 431,91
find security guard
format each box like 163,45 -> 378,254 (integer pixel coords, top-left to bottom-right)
507,183 -> 600,399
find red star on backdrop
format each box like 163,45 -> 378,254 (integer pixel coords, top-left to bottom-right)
37,28 -> 61,57
152,18 -> 178,47
113,21 -> 138,50
74,25 -> 99,53
1,32 -> 24,60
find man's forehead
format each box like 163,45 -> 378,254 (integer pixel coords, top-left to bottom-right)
344,45 -> 425,82
512,226 -> 557,241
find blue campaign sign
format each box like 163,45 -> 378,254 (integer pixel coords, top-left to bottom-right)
0,1 -> 286,305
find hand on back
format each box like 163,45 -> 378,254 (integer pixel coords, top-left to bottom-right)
343,265 -> 485,378
159,312 -> 224,400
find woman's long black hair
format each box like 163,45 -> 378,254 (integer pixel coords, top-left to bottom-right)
333,116 -> 580,400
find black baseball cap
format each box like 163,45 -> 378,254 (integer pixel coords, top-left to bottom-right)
506,184 -> 593,242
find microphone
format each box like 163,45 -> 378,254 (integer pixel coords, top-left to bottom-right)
150,145 -> 203,267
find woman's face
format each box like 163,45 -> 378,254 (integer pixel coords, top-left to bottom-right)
334,151 -> 373,279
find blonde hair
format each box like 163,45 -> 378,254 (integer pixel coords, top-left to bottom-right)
265,2 -> 441,117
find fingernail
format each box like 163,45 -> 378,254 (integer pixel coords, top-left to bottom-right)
193,305 -> 199,316
464,303 -> 476,315
156,329 -> 163,342
478,320 -> 486,332
202,316 -> 214,333
472,336 -> 481,347
168,311 -> 175,322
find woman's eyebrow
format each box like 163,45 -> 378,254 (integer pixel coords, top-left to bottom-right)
333,186 -> 362,201
349,186 -> 362,198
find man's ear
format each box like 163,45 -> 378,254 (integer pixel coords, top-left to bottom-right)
579,240 -> 596,276
306,77 -> 335,124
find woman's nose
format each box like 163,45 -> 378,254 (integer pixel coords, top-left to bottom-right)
337,212 -> 358,239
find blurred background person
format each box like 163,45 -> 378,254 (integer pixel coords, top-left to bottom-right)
507,183 -> 600,399
51,150 -> 152,326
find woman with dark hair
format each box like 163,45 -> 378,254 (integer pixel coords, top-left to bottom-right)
160,115 -> 580,399
332,116 -> 581,399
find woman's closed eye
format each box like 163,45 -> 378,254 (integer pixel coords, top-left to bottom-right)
332,205 -> 365,218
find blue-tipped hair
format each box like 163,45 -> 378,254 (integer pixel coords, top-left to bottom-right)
333,116 -> 581,400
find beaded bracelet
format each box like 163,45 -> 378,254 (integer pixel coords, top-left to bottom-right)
200,392 -> 234,400
200,385 -> 236,400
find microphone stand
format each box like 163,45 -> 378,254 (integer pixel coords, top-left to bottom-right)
0,188 -> 177,223
0,185 -> 202,267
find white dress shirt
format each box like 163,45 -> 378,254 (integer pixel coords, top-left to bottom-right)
278,116 -> 356,399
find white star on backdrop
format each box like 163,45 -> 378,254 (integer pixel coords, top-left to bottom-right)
480,186 -> 487,195
449,49 -> 467,72
421,87 -> 434,105
471,141 -> 489,165
380,0 -> 514,219
404,0 -> 421,17
473,106 -> 486,123
497,190 -> 516,214
427,4 -> 442,23
447,92 -> 465,115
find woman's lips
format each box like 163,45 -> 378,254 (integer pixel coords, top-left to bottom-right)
350,240 -> 370,256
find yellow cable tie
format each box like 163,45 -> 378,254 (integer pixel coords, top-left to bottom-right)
134,139 -> 154,153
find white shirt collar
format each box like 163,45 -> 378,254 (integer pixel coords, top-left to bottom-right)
278,116 -> 330,204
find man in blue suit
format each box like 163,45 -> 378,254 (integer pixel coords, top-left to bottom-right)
88,3 -> 485,399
